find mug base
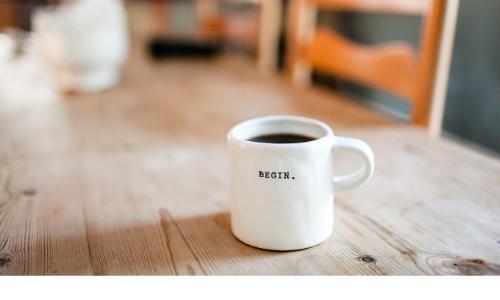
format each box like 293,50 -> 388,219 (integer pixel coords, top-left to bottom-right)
231,230 -> 331,251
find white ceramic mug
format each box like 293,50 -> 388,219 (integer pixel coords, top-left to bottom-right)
228,115 -> 374,250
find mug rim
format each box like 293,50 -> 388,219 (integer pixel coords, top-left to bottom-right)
228,115 -> 334,148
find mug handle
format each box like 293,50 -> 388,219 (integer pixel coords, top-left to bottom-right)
332,136 -> 374,192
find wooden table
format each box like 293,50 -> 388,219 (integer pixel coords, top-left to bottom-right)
1,51 -> 499,275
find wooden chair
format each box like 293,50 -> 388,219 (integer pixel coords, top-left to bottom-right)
286,0 -> 447,125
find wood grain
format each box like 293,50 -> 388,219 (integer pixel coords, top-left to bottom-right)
0,49 -> 499,275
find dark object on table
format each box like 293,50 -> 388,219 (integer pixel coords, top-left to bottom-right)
148,38 -> 222,60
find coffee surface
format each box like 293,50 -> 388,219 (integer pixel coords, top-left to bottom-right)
247,133 -> 316,144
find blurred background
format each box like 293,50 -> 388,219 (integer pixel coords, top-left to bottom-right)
0,0 -> 499,155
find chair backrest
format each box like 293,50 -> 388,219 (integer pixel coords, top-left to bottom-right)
286,0 -> 446,125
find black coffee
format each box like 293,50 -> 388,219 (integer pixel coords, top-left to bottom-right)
247,133 -> 316,144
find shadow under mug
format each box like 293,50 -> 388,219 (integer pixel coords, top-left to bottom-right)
228,115 -> 374,251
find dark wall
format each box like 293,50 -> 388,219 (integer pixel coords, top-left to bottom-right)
442,0 -> 500,154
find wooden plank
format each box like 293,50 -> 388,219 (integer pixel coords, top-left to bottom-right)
412,0 -> 446,125
313,0 -> 430,15
0,49 -> 499,274
197,0 -> 221,40
287,0 -> 317,86
0,2 -> 17,30
149,1 -> 170,36
306,28 -> 419,100
429,0 -> 460,137
258,0 -> 282,74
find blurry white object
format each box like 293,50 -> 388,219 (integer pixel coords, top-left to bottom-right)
0,33 -> 16,62
33,0 -> 128,93
0,31 -> 59,109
